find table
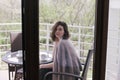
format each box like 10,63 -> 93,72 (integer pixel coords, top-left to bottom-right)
2,51 -> 53,80
2,50 -> 53,65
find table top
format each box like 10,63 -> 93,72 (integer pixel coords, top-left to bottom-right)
2,50 -> 53,65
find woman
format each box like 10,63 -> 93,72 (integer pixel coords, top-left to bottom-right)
39,21 -> 82,80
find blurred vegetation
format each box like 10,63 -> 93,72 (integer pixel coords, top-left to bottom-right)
0,0 -> 95,25
0,0 -> 95,51
40,0 -> 95,26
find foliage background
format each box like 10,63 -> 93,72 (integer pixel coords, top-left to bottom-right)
40,0 -> 95,26
0,0 -> 95,53
0,0 -> 95,26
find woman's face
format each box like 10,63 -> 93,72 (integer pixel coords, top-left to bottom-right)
55,25 -> 64,39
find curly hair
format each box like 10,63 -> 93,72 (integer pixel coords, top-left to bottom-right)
50,21 -> 70,41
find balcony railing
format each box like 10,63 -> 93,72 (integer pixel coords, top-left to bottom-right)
0,23 -> 94,71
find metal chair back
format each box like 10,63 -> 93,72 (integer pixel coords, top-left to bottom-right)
10,32 -> 22,52
81,49 -> 93,80
43,49 -> 94,80
8,32 -> 22,80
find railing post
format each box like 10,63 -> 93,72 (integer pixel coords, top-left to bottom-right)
78,26 -> 81,56
46,24 -> 49,52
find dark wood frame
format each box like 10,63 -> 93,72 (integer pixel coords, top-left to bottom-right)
21,0 -> 110,80
22,0 -> 39,80
93,0 -> 109,80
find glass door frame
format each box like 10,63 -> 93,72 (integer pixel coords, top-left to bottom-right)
93,0 -> 109,80
21,0 -> 110,80
22,0 -> 39,80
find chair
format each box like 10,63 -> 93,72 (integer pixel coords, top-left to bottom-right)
43,49 -> 93,80
8,32 -> 22,80
15,68 -> 23,80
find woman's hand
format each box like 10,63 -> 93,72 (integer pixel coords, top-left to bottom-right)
55,34 -> 63,42
39,62 -> 53,69
39,65 -> 44,68
55,34 -> 61,41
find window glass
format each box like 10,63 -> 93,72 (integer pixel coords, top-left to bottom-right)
105,0 -> 120,80
0,0 -> 22,79
39,0 -> 95,80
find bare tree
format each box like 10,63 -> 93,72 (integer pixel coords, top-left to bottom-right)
40,0 -> 95,26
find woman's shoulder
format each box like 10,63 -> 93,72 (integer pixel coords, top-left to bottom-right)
60,39 -> 73,46
61,39 -> 70,43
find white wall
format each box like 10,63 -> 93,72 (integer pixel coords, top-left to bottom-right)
105,0 -> 120,80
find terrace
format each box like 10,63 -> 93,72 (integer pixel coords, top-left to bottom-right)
0,23 -> 94,80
